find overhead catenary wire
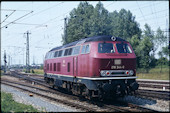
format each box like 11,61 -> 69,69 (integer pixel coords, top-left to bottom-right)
1,3 -> 69,47
3,21 -> 47,27
2,3 -> 167,36
18,2 -> 64,22
1,9 -> 32,12
129,1 -> 165,13
1,1 -> 169,65
29,3 -> 169,54
26,1 -> 168,34
1,10 -> 16,24
137,8 -> 168,20
150,2 -> 158,28
137,11 -> 168,22
1,11 -> 34,29
136,1 -> 147,23
29,10 -> 70,31
1,1 -> 169,46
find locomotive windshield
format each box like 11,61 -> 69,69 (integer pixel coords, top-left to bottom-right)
116,43 -> 132,53
98,43 -> 115,53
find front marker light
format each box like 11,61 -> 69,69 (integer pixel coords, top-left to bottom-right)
125,71 -> 129,75
106,71 -> 110,76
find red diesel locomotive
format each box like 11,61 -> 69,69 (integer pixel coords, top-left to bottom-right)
44,35 -> 139,99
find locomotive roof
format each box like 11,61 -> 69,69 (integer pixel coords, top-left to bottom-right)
49,35 -> 126,52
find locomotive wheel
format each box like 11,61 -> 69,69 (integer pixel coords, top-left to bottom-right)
49,79 -> 55,89
44,77 -> 49,83
66,82 -> 72,93
85,88 -> 92,100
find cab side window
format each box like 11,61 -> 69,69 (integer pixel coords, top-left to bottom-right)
58,50 -> 63,57
81,45 -> 86,54
85,45 -> 90,53
64,49 -> 69,56
81,44 -> 90,54
68,48 -> 73,55
54,51 -> 58,57
72,46 -> 80,55
50,52 -> 54,58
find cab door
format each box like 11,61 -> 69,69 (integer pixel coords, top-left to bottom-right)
73,56 -> 78,77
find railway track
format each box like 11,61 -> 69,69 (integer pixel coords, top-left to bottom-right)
14,70 -> 170,91
137,79 -> 170,90
2,71 -> 159,112
9,71 -> 45,83
136,79 -> 170,100
18,72 -> 44,78
8,71 -> 170,101
16,71 -> 170,91
1,79 -> 158,112
1,80 -> 96,112
136,89 -> 170,100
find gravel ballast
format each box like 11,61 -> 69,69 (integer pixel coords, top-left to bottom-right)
1,84 -> 80,112
1,75 -> 169,112
118,95 -> 169,112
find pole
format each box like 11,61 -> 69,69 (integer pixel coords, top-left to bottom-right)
8,55 -> 10,69
11,57 -> 12,66
25,31 -> 31,73
4,51 -> 6,73
166,19 -> 168,46
64,17 -> 67,44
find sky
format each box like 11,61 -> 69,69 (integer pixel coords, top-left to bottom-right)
1,1 -> 169,65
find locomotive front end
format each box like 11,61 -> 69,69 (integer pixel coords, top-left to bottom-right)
92,37 -> 139,98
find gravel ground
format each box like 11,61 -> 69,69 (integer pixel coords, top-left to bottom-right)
1,75 -> 169,112
118,95 -> 170,112
2,84 -> 169,112
1,84 -> 81,112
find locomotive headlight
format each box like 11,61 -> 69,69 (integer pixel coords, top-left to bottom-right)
100,71 -> 106,76
129,70 -> 134,75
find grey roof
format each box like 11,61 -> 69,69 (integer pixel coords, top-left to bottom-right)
50,35 -> 126,51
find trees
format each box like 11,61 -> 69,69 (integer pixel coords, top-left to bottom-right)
143,24 -> 155,56
155,27 -> 167,48
109,9 -> 141,40
61,1 -> 168,72
62,1 -> 141,45
155,27 -> 168,59
64,1 -> 95,44
139,36 -> 153,73
129,24 -> 155,72
90,1 -> 111,36
127,35 -> 141,68
162,46 -> 169,58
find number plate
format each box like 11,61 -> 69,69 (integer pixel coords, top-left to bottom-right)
114,59 -> 121,65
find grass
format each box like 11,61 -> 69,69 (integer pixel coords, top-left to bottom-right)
31,69 -> 44,75
1,91 -> 39,112
136,66 -> 169,80
0,70 -> 6,76
0,70 -> 3,76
